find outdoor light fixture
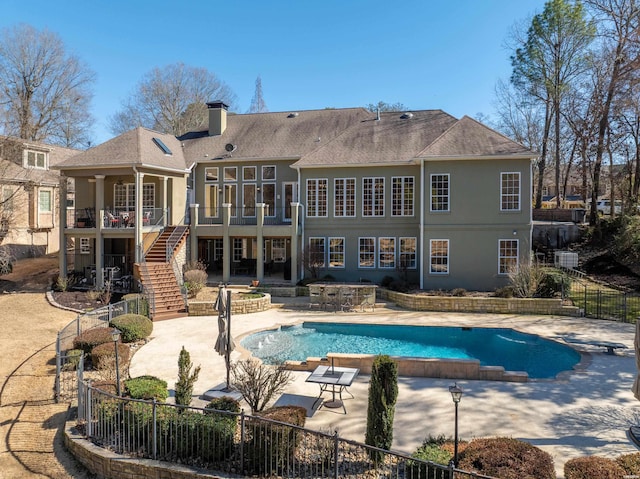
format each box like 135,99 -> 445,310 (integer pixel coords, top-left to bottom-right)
111,328 -> 122,396
449,383 -> 463,467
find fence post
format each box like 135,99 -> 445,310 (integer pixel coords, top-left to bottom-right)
152,398 -> 157,460
334,430 -> 339,479
624,293 -> 628,323
449,460 -> 455,479
239,410 -> 245,473
55,336 -> 61,402
86,382 -> 92,438
76,314 -> 81,337
597,289 -> 602,319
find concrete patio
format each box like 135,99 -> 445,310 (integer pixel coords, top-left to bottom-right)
129,298 -> 640,477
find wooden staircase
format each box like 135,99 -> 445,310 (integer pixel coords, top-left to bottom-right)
137,226 -> 189,321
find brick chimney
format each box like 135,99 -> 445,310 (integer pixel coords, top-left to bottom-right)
207,101 -> 228,136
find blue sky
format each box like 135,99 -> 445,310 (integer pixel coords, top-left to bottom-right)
1,0 -> 546,145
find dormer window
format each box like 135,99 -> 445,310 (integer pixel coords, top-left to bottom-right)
24,149 -> 48,169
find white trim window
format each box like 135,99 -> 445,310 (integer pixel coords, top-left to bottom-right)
224,167 -> 237,182
378,237 -> 395,269
400,237 -> 417,269
363,177 -> 384,216
307,179 -> 328,217
309,237 -> 326,268
114,183 -> 155,210
243,184 -> 256,217
430,174 -> 449,212
39,189 -> 52,213
359,237 -> 376,268
243,166 -> 256,181
205,185 -> 219,217
498,239 -> 519,275
205,167 -> 219,182
334,178 -> 355,217
233,238 -> 245,262
429,239 -> 449,274
24,149 -> 48,169
329,237 -> 345,268
272,238 -> 286,263
392,176 -> 414,216
262,183 -> 276,216
501,172 -> 521,211
80,237 -> 91,254
262,165 -> 276,180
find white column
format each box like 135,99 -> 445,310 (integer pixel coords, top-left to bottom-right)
95,175 -> 105,288
135,172 -> 144,262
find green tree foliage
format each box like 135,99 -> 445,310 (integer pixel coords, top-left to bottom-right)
174,346 -> 201,407
365,355 -> 398,463
510,0 -> 594,209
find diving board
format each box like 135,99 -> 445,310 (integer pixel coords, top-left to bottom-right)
562,337 -> 627,355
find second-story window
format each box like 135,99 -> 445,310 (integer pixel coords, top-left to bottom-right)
392,176 -> 414,216
224,167 -> 237,181
307,179 -> 327,217
243,166 -> 256,181
501,172 -> 521,211
334,178 -> 355,217
363,177 -> 384,216
431,174 -> 449,212
24,149 -> 48,169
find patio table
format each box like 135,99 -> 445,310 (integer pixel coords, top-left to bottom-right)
306,364 -> 359,414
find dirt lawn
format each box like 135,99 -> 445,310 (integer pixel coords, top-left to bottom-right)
0,255 -> 93,478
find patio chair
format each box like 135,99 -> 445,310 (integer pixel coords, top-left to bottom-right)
309,286 -> 325,310
361,291 -> 376,312
340,287 -> 355,312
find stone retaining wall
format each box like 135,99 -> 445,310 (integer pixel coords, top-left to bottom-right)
188,293 -> 271,316
378,289 -> 580,316
286,353 -> 528,382
64,420 -> 222,479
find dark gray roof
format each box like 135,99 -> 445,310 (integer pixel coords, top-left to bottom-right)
419,116 -> 536,159
181,108 -> 372,168
55,127 -> 187,173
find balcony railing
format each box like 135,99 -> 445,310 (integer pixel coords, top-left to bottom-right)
66,208 -> 167,229
198,206 -> 293,226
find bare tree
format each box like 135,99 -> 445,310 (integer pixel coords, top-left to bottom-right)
0,24 -> 95,147
230,358 -> 292,413
247,76 -> 268,113
109,62 -> 238,136
583,0 -> 640,224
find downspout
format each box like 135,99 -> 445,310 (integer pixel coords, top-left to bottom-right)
419,159 -> 425,290
133,166 -> 141,263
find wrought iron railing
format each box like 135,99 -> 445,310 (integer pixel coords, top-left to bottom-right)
77,383 -> 495,479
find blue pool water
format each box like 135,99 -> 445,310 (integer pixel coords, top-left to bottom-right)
240,322 -> 581,379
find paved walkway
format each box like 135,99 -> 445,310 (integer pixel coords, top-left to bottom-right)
130,298 -> 640,477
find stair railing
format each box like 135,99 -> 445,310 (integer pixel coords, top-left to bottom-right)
137,262 -> 156,319
165,223 -> 189,262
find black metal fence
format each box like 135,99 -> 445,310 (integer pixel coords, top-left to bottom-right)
77,382 -> 494,479
55,294 -> 148,401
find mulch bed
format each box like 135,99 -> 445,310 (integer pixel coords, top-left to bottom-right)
51,290 -> 106,311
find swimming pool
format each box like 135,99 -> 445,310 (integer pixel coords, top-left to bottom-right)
240,322 -> 581,379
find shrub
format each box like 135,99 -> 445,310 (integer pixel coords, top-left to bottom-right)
457,437 -> 555,479
72,327 -> 115,353
55,275 -> 75,292
245,406 -> 307,475
63,349 -> 83,371
231,358 -> 292,413
365,355 -> 398,464
174,346 -> 201,407
109,314 -> 153,342
536,270 -> 571,298
617,452 -> 640,475
91,342 -> 130,370
508,261 -> 546,298
122,293 -> 149,317
184,259 -> 207,272
381,275 -> 394,288
389,280 -> 412,293
565,456 -> 625,479
451,288 -> 467,297
92,380 -> 118,395
203,397 -> 241,461
184,269 -> 208,297
125,375 -> 168,401
409,436 -> 457,478
205,396 -> 241,414
493,286 -> 514,298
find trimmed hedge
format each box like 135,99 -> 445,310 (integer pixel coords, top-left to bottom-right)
458,437 -> 555,479
109,314 -> 152,343
125,375 -> 168,401
564,456 -> 626,479
617,452 -> 640,475
72,327 -> 116,353
91,342 -> 130,370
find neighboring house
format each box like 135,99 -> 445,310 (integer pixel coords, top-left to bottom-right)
0,136 -> 77,260
55,101 -> 536,317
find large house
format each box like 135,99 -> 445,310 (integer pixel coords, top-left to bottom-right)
0,136 -> 77,260
54,102 -> 536,318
